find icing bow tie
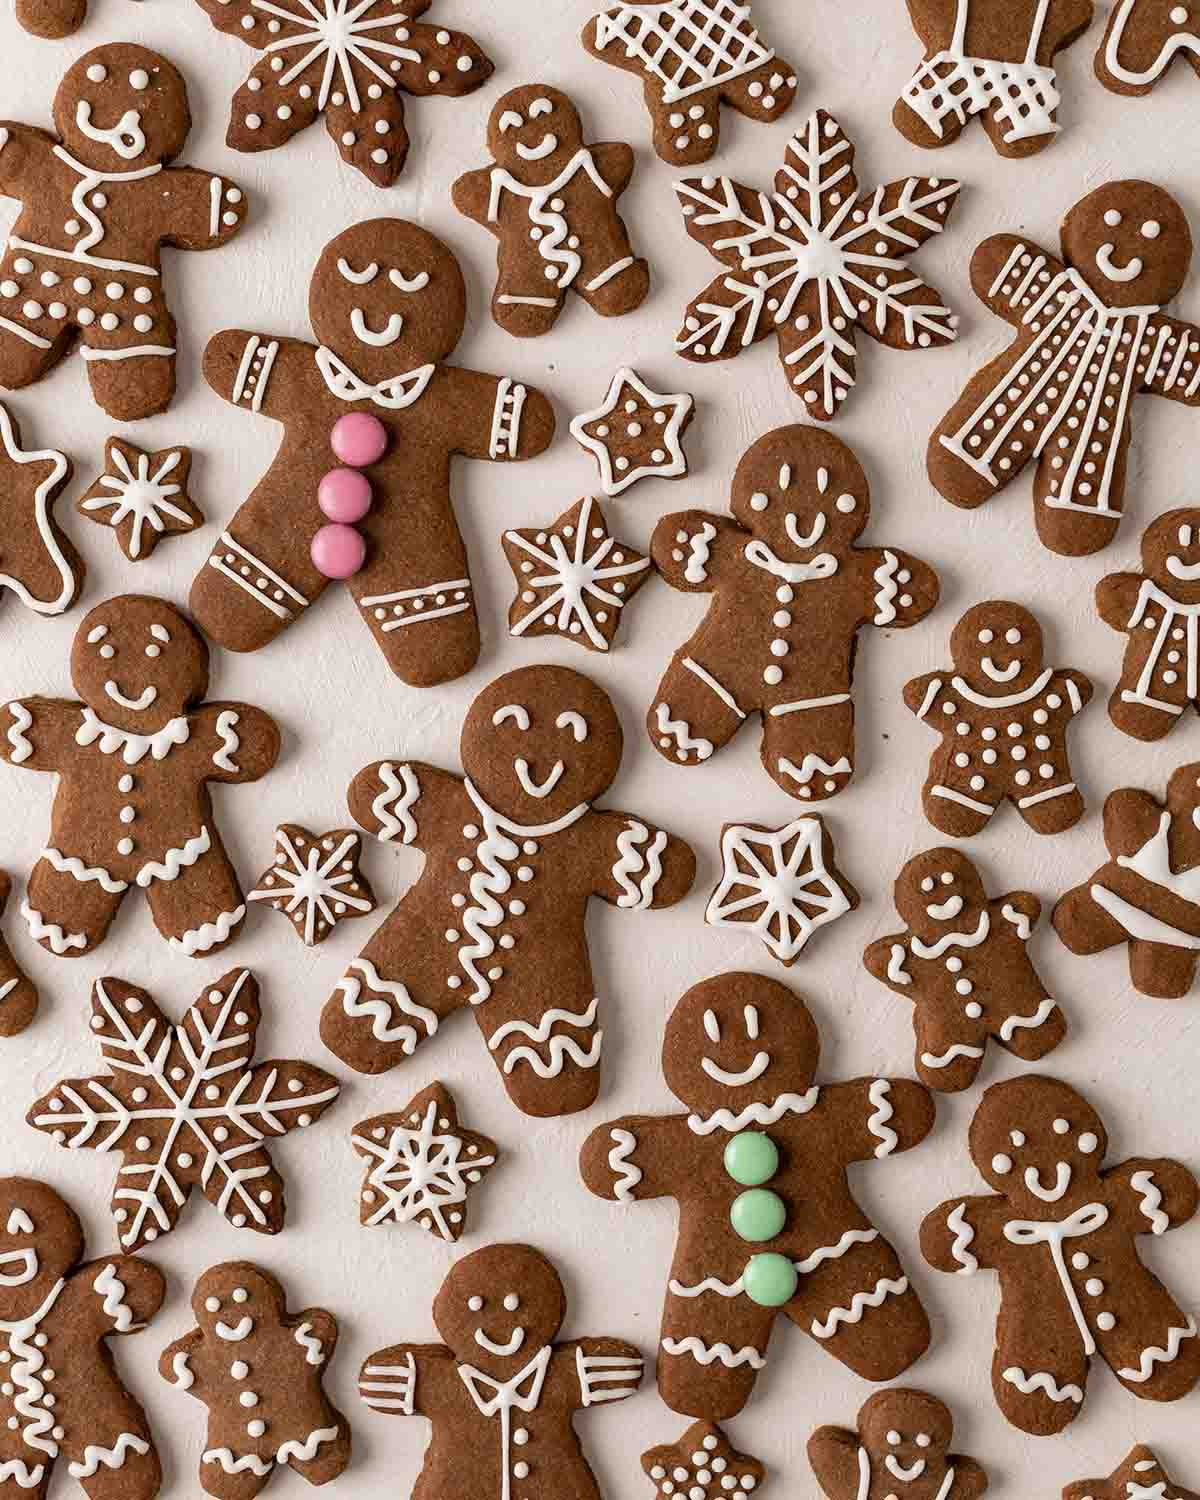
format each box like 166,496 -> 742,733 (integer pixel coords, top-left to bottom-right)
1003,1201 -> 1109,1247
744,538 -> 838,583
458,1349 -> 550,1418
315,348 -> 435,410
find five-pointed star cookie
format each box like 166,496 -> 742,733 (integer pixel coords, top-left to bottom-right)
77,438 -> 203,562
0,400 -> 82,618
569,367 -> 695,496
248,824 -> 377,946
351,1082 -> 499,1241
642,1420 -> 766,1500
502,495 -> 652,651
1065,1446 -> 1198,1500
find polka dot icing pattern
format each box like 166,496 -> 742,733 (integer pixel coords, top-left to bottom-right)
642,1419 -> 766,1500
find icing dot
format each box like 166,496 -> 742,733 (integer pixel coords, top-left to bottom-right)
1078,1132 -> 1098,1153
992,1154 -> 1012,1174
1053,1118 -> 1070,1134
86,63 -> 107,81
129,69 -> 149,89
1104,209 -> 1122,227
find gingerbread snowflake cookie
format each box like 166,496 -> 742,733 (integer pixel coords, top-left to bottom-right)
905,602 -> 1091,837
321,665 -> 695,1117
189,219 -> 554,689
929,181 -> 1200,555
923,1075 -> 1200,1434
582,0 -> 797,165
0,45 -> 247,422
502,497 -> 651,652
248,824 -> 376,946
0,873 -> 37,1038
1066,1448 -> 1198,1500
809,1390 -> 987,1500
359,1243 -> 642,1497
0,1177 -> 164,1498
1097,0 -> 1200,92
192,0 -> 492,188
649,426 -> 938,800
352,1082 -> 498,1240
643,1422 -> 764,1500
569,369 -> 694,496
895,0 -> 1094,157
865,848 -> 1065,1092
453,86 -> 649,338
0,402 -> 81,620
581,972 -> 935,1420
28,968 -> 339,1250
161,1263 -> 349,1498
77,439 -> 202,562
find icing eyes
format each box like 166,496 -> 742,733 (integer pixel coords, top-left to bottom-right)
129,69 -> 150,89
1005,628 -> 1022,644
146,622 -> 170,659
940,871 -> 954,885
703,1009 -> 721,1043
887,1431 -> 901,1446
1172,5 -> 1190,21
1180,524 -> 1194,548
1078,1132 -> 1099,1154
977,629 -> 993,643
86,63 -> 108,83
744,1004 -> 759,1040
555,710 -> 588,742
5,1209 -> 32,1236
1142,220 -> 1162,240
492,704 -> 530,730
88,623 -> 116,659
1053,1117 -> 1070,1134
992,1154 -> 1012,1174
232,1287 -> 248,1303
750,492 -> 769,511
389,269 -> 430,293
498,109 -> 523,133
528,98 -> 553,118
468,1295 -> 484,1311
503,1293 -> 520,1311
337,258 -> 378,285
1104,209 -> 1123,228
920,876 -> 934,892
835,494 -> 856,513
916,1435 -> 931,1449
778,464 -> 792,489
205,1296 -> 221,1312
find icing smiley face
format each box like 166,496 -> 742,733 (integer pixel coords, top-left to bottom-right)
0,1179 -> 82,1321
731,426 -> 870,566
894,848 -> 988,940
54,44 -> 190,172
858,1389 -> 952,1478
70,596 -> 208,733
192,1265 -> 283,1344
432,1244 -> 564,1377
970,1076 -> 1107,1211
1062,182 -> 1192,308
951,602 -> 1045,692
1141,507 -> 1200,603
488,86 -> 584,182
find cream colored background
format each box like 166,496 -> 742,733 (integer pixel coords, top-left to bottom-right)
1,0 -> 1199,1495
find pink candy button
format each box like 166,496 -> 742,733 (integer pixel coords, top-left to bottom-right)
331,411 -> 387,467
311,522 -> 366,580
318,467 -> 372,523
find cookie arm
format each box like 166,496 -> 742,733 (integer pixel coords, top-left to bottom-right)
0,123 -> 57,199
822,1077 -> 935,1163
995,891 -> 1041,932
152,166 -> 248,251
348,759 -> 465,854
440,367 -> 555,462
969,234 -> 1066,321
580,1113 -> 689,1202
920,1194 -> 1006,1272
358,1343 -> 459,1420
558,1337 -> 643,1410
860,547 -> 939,628
203,331 -> 321,421
196,703 -> 280,784
0,697 -> 78,772
1142,317 -> 1200,404
949,1456 -> 989,1500
806,1424 -> 861,1500
159,1327 -> 205,1400
450,165 -> 498,232
863,932 -> 916,996
1058,668 -> 1093,714
1095,571 -> 1145,630
290,1308 -> 338,1364
74,1254 -> 165,1333
591,141 -> 635,195
902,671 -> 947,722
649,510 -> 740,593
1108,1158 -> 1199,1235
1101,787 -> 1166,857
588,809 -> 696,911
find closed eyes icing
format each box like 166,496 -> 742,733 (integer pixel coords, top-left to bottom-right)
389,269 -> 430,292
75,101 -> 146,159
529,99 -> 554,118
351,308 -> 404,347
474,1325 -> 525,1357
492,704 -> 530,730
1096,243 -> 1143,282
555,710 -> 588,742
497,110 -> 523,132
104,680 -> 157,712
337,258 -> 378,284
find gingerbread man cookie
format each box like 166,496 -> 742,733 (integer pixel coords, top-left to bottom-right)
321,665 -> 695,1117
0,1178 -> 164,1500
189,220 -> 554,689
809,1390 -> 987,1500
905,602 -> 1091,837
0,873 -> 38,1038
358,1243 -> 642,1500
14,0 -> 87,37
1066,1448 -> 1198,1500
929,181 -> 1200,555
77,439 -> 202,562
649,426 -> 939,800
922,1074 -> 1200,1435
0,595 -> 278,959
1054,761 -> 1200,998
642,1422 -> 764,1500
0,402 -> 81,620
452,86 -> 649,338
0,45 -> 246,422
865,848 -> 1065,1091
1097,0 -> 1200,92
581,972 -> 935,1421
161,1263 -> 349,1499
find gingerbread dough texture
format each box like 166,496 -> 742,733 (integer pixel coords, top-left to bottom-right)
1065,1447 -> 1199,1500
0,402 -> 82,619
452,86 -> 649,338
77,439 -> 201,563
928,181 -> 1200,555
649,425 -> 939,800
321,665 -> 696,1117
13,0 -> 86,37
922,1074 -> 1200,1435
358,1242 -> 642,1500
0,872 -> 38,1038
581,972 -> 935,1421
0,45 -> 246,421
809,1389 -> 987,1500
864,847 -> 1065,1091
1054,760 -> 1200,998
1097,0 -> 1200,93
189,219 -> 554,689
161,1263 -> 349,1499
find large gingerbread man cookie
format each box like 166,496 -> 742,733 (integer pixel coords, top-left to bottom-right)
649,426 -> 939,800
0,45 -> 246,422
929,181 -> 1200,555
321,665 -> 695,1117
581,972 -> 935,1421
809,1389 -> 988,1500
1097,0 -> 1200,93
922,1074 -> 1200,1435
189,220 -> 554,689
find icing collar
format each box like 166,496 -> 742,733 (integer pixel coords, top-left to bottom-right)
75,706 -> 190,765
744,538 -> 838,583
315,348 -> 435,410
464,779 -> 589,838
457,1346 -> 551,1418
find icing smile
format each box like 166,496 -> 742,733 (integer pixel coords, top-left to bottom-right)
885,1458 -> 927,1482
701,1051 -> 770,1087
215,1316 -> 253,1341
105,680 -> 158,711
514,758 -> 564,799
75,101 -> 145,158
927,894 -> 963,920
473,1326 -> 525,1357
981,655 -> 1021,682
785,512 -> 826,549
516,133 -> 558,161
1167,555 -> 1200,580
1025,1162 -> 1072,1202
1095,244 -> 1144,282
0,1248 -> 38,1286
350,309 -> 404,347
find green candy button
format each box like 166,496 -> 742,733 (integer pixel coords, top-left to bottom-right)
723,1130 -> 779,1187
730,1187 -> 786,1242
743,1252 -> 798,1307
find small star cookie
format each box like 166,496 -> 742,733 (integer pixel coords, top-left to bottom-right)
569,368 -> 694,496
642,1420 -> 766,1500
248,824 -> 377,946
77,438 -> 203,562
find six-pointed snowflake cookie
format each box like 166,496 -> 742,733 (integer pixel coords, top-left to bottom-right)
27,968 -> 340,1250
351,1081 -> 499,1240
0,402 -> 82,620
502,496 -> 652,652
673,111 -> 961,419
77,438 -> 203,562
1065,1447 -> 1199,1500
642,1421 -> 765,1500
248,824 -> 377,946
569,369 -> 695,496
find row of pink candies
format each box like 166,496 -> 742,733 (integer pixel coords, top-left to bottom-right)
311,412 -> 388,579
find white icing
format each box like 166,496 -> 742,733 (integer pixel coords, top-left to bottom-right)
293,1322 -> 324,1365
1105,0 -> 1200,86
998,997 -> 1058,1041
947,1202 -> 977,1272
607,1128 -> 642,1201
660,1336 -> 765,1369
654,702 -> 713,761
811,1276 -> 909,1339
21,900 -> 87,954
168,904 -> 245,955
921,1042 -> 985,1068
314,347 -> 434,410
80,446 -> 192,558
338,956 -> 438,1053
1117,1317 -> 1198,1381
248,828 -> 372,945
43,847 -> 128,893
75,707 -> 189,765
93,1262 -> 133,1331
568,370 -> 692,496
371,763 -> 420,843
67,1434 -> 149,1478
872,550 -> 901,624
1001,901 -> 1033,939
488,150 -> 612,295
213,711 -> 241,773
593,1 -> 776,103
171,1350 -> 194,1389
575,1347 -> 641,1407
209,530 -> 309,621
135,826 -> 211,888
1004,1202 -> 1109,1354
701,1052 -> 769,1087
1001,1366 -> 1083,1403
1131,1169 -> 1169,1234
687,1088 -> 819,1136
794,1227 -> 879,1273
611,821 -> 666,909
0,1279 -> 65,1462
911,910 -> 989,959
681,658 -> 745,719
489,998 -> 602,1078
0,408 -> 77,615
866,1079 -> 898,1157
275,1426 -> 340,1464
360,1353 -> 415,1416
354,1097 -> 495,1236
6,704 -> 33,764
669,1275 -> 743,1298
351,307 -> 403,346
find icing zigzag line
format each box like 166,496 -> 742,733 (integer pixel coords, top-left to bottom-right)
43,847 -> 128,893
276,1426 -> 340,1464
501,1030 -> 603,1079
946,1203 -> 977,1273
21,900 -> 86,954
795,1227 -> 878,1274
68,1435 -> 150,1478
136,826 -> 211,887
998,996 -> 1056,1040
94,1263 -> 133,1331
1117,1316 -> 1198,1382
203,1449 -> 272,1476
6,704 -> 33,764
168,904 -> 244,956
811,1276 -> 908,1339
607,1128 -> 642,1202
872,549 -> 900,623
0,1461 -> 44,1488
661,1336 -> 765,1370
654,703 -> 713,760
293,1322 -> 324,1365
866,1079 -> 897,1157
338,957 -> 437,1050
1001,1366 -> 1083,1403
612,821 -> 666,909
488,998 -> 599,1050
373,763 -> 419,844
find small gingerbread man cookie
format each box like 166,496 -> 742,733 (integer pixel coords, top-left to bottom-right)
1065,1447 -> 1198,1500
809,1389 -> 987,1500
1097,0 -> 1200,93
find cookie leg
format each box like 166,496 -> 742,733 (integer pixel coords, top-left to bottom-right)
914,1010 -> 986,1092
23,855 -> 125,957
761,696 -> 855,801
994,994 -> 1066,1063
658,1291 -> 775,1420
892,62 -> 973,152
490,244 -> 567,339
1032,447 -> 1125,558
574,210 -> 649,320
921,776 -> 996,838
67,1434 -> 160,1500
198,1455 -> 273,1500
992,1332 -> 1088,1435
282,1416 -> 350,1486
14,0 -> 85,36
648,656 -> 746,768
80,315 -> 178,422
648,81 -> 723,167
1015,781 -> 1085,835
1104,1286 -> 1200,1401
1127,938 -> 1199,999
1108,686 -> 1182,742
0,317 -> 70,392
1052,878 -> 1129,955
721,58 -> 798,128
141,839 -> 246,958
928,351 -> 1035,509
347,542 -> 480,688
477,992 -> 603,1117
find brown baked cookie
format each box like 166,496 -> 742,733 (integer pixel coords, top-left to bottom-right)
160,1262 -> 349,1498
1097,0 -> 1200,92
1054,760 -> 1200,997
1066,1447 -> 1197,1500
649,426 -> 939,799
0,402 -> 81,619
0,595 -> 279,959
643,1421 -> 764,1500
189,219 -> 555,689
321,665 -> 696,1117
352,1082 -> 498,1240
569,369 -> 694,497
928,181 -> 1200,555
581,972 -> 935,1421
28,967 -> 339,1249
191,0 -> 492,187
904,601 -> 1091,837
865,848 -> 1065,1091
0,45 -> 246,421
14,0 -> 85,38
358,1243 -> 642,1496
247,824 -> 376,946
0,1177 -> 164,1499
77,438 -> 202,562
895,0 -> 1094,157
921,1074 -> 1200,1435
502,496 -> 651,652
809,1390 -> 987,1500
452,86 -> 648,338
0,872 -> 38,1038
581,1 -> 797,165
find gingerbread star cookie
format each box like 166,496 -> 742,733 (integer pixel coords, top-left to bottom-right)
0,401 -> 81,618
248,824 -> 377,946
643,1422 -> 765,1500
1065,1447 -> 1199,1500
77,438 -> 203,562
569,369 -> 694,496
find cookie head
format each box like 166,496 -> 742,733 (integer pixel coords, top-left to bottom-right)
950,602 -> 1044,689
460,666 -> 622,824
894,848 -> 987,942
970,1076 -> 1107,1211
193,1264 -> 284,1343
55,45 -> 190,172
663,972 -> 819,1115
1062,182 -> 1191,308
433,1244 -> 565,1375
488,87 -> 583,182
71,596 -> 209,731
731,426 -> 869,561
1164,760 -> 1200,818
1141,509 -> 1200,602
858,1390 -> 953,1467
0,1179 -> 82,1322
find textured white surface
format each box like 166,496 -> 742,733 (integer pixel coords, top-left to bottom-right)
1,0 -> 1199,1496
